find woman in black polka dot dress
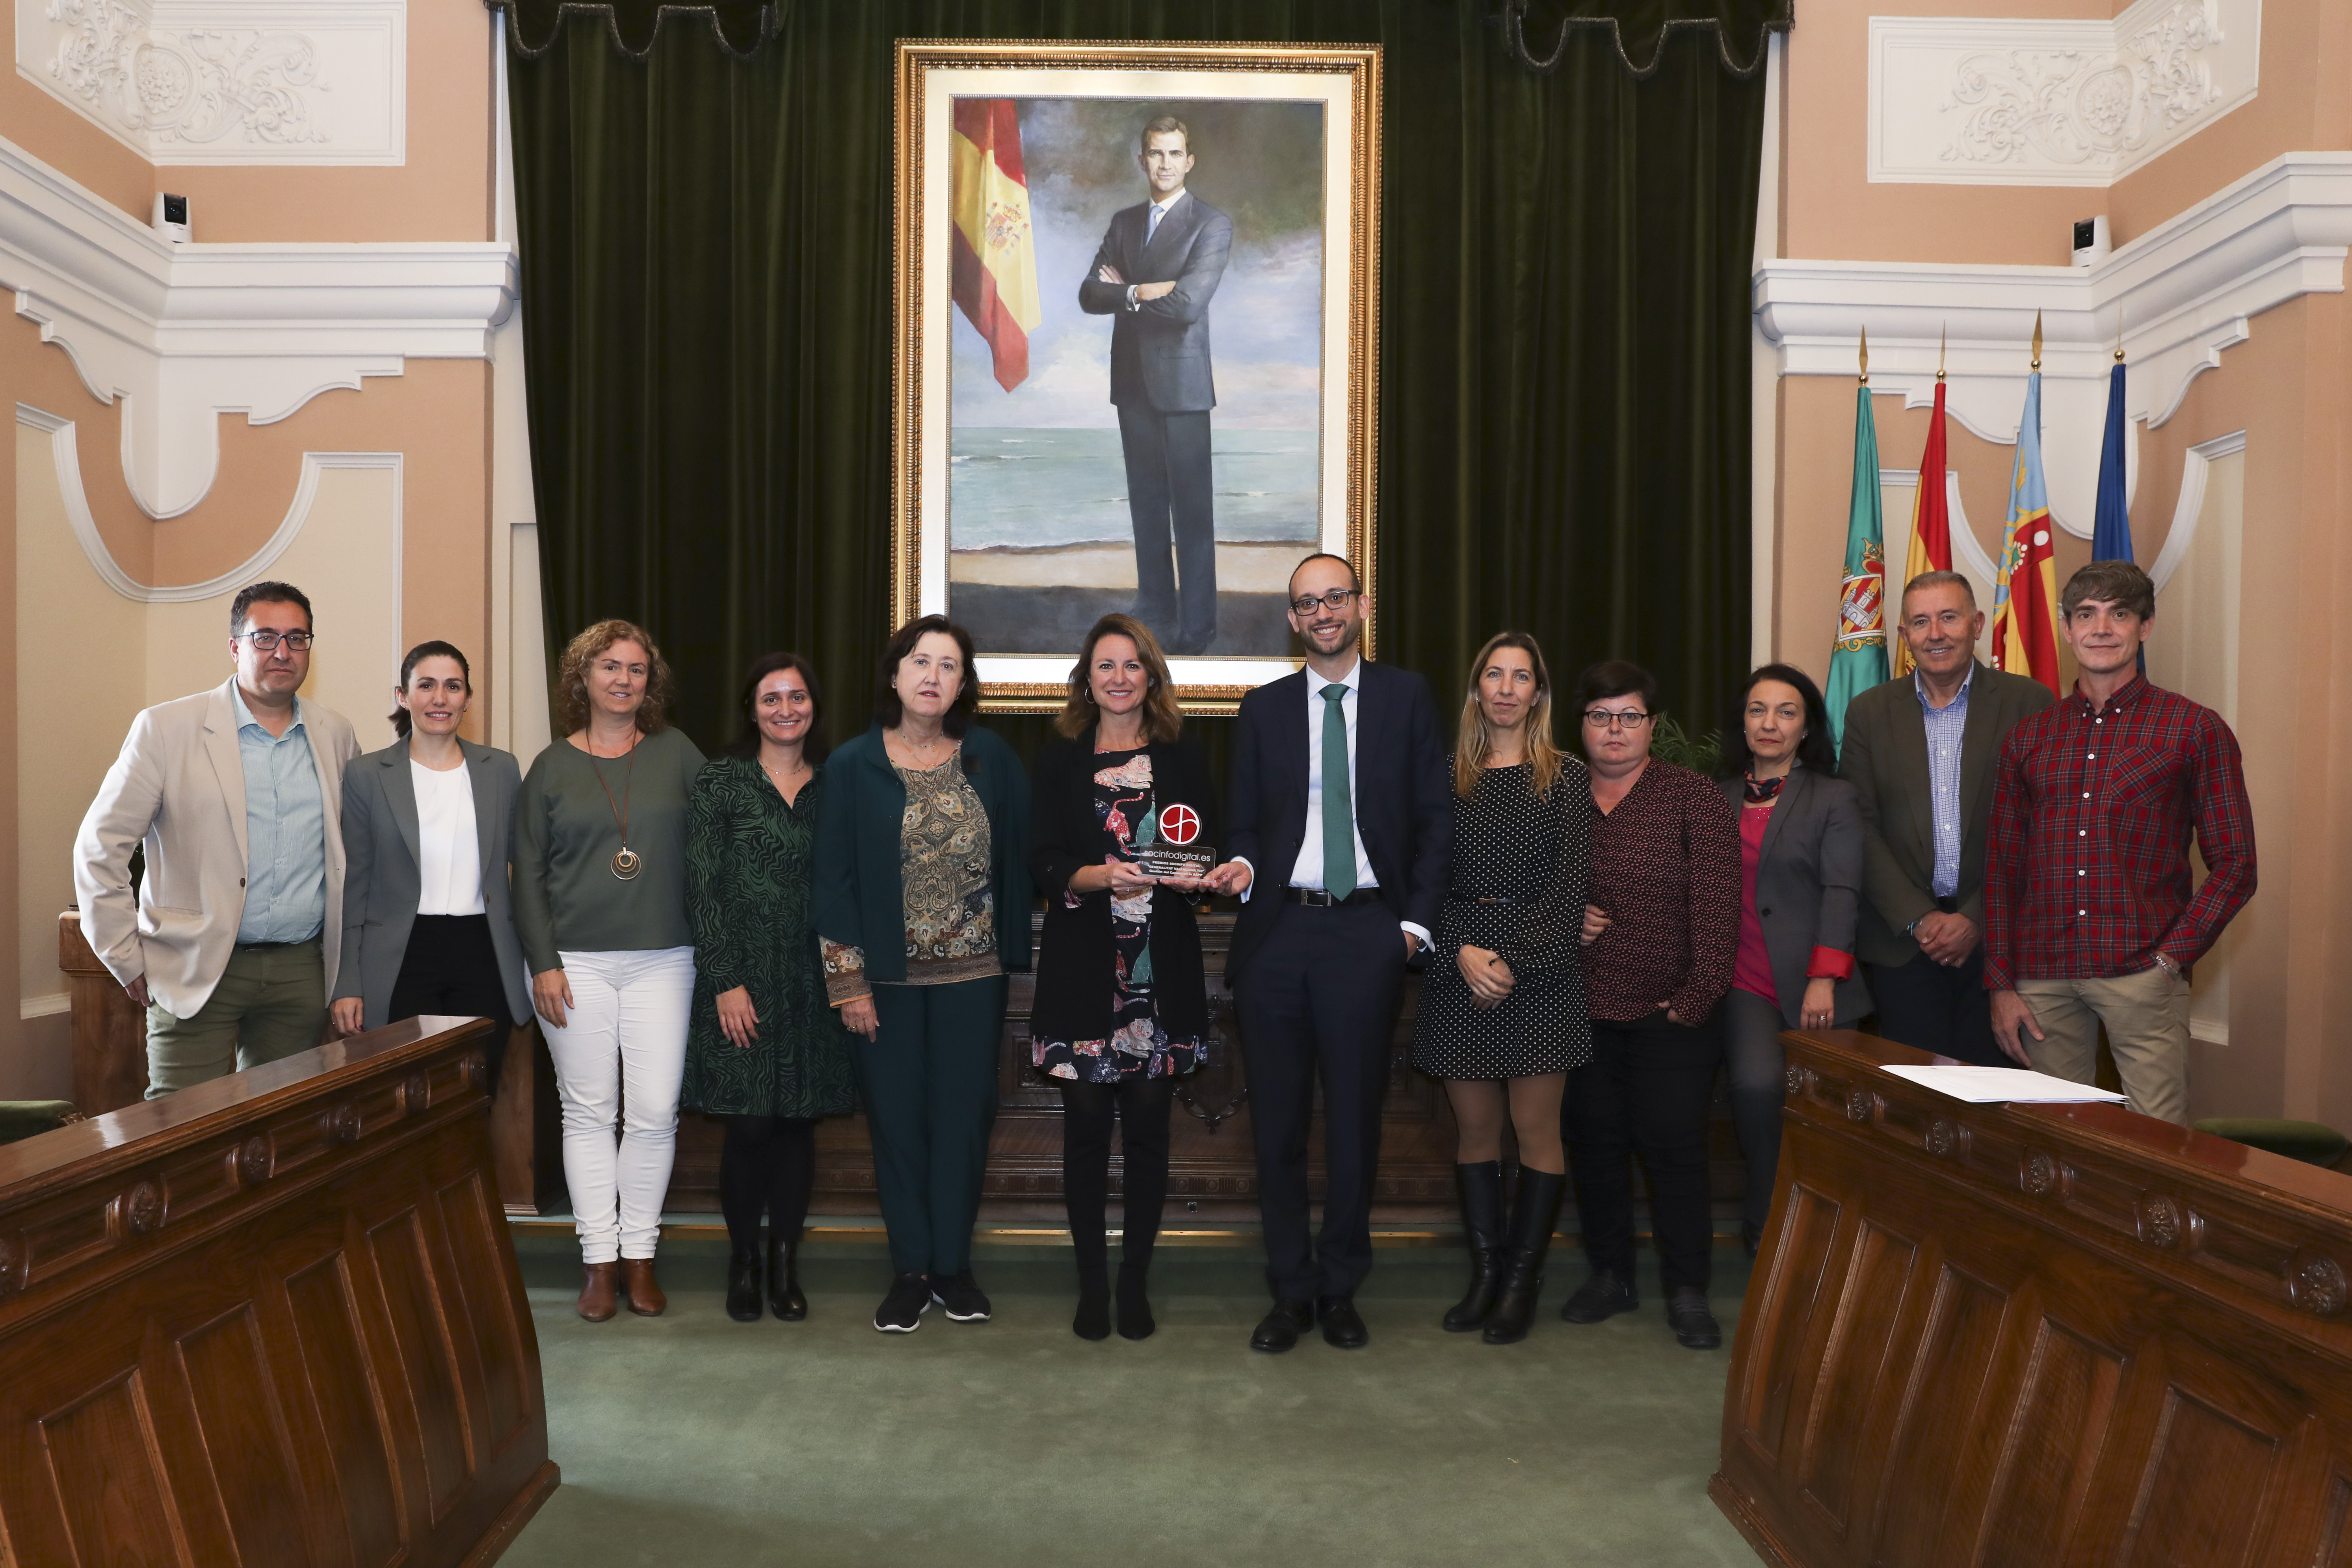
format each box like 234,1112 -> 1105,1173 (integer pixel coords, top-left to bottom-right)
1413,631 -> 1590,1344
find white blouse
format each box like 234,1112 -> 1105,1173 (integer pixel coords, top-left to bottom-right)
411,759 -> 486,916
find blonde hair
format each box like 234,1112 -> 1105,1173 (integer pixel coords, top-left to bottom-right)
556,618 -> 673,736
1454,631 -> 1563,798
1056,614 -> 1184,742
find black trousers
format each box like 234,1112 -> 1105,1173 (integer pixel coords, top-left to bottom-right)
718,1116 -> 817,1257
1566,1013 -> 1722,1294
1117,404 -> 1216,649
388,915 -> 511,1096
1060,1077 -> 1174,1280
1720,989 -> 1788,1245
1867,947 -> 2002,1066
1234,900 -> 1407,1303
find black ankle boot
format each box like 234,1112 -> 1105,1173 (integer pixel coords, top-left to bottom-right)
1483,1168 -> 1567,1345
1443,1161 -> 1507,1332
1116,1261 -> 1155,1341
1073,1264 -> 1111,1341
766,1233 -> 807,1321
725,1248 -> 762,1322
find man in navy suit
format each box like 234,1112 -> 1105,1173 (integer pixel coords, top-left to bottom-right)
1197,553 -> 1453,1350
1077,116 -> 1233,657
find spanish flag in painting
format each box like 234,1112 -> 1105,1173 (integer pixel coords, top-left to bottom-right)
951,100 -> 1043,392
1991,371 -> 2061,694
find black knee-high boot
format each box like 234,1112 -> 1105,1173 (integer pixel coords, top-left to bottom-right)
1062,1084 -> 1116,1340
1483,1168 -> 1567,1345
1443,1161 -> 1507,1332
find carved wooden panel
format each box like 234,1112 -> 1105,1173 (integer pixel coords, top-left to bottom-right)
0,1017 -> 558,1568
1715,1030 -> 2352,1568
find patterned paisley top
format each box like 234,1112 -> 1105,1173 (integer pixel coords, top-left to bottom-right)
1030,748 -> 1208,1083
823,752 -> 1000,997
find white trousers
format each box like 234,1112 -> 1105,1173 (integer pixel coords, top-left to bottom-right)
542,947 -> 695,1262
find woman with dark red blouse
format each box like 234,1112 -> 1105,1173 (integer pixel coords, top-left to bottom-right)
1560,660 -> 1741,1350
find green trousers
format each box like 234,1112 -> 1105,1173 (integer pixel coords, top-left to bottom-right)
856,975 -> 1008,1278
145,938 -> 327,1098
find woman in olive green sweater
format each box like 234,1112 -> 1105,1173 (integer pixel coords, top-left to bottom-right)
515,620 -> 705,1323
814,616 -> 1030,1335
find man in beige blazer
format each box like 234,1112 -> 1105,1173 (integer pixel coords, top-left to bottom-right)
74,581 -> 361,1096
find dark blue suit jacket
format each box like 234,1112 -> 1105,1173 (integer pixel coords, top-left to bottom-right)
1076,192 -> 1232,413
1225,661 -> 1454,984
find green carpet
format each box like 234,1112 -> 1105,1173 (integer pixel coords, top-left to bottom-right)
502,1233 -> 1757,1568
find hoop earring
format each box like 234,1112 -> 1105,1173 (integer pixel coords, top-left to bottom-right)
1084,688 -> 1097,704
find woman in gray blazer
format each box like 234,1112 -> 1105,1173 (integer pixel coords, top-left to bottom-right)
331,641 -> 531,1089
1718,665 -> 1870,1254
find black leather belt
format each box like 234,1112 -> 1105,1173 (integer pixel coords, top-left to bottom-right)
1452,893 -> 1519,906
1283,887 -> 1384,908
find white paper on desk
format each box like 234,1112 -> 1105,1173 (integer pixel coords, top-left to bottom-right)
1876,1065 -> 2129,1104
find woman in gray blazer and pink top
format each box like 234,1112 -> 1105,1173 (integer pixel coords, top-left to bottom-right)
1718,665 -> 1870,1255
331,642 -> 531,1086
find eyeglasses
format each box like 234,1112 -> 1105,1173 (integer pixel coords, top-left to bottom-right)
239,630 -> 314,652
1582,709 -> 1652,729
1288,588 -> 1361,616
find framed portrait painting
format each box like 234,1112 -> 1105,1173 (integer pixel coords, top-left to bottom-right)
892,39 -> 1383,712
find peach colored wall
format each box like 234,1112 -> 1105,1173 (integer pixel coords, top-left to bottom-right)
1783,0 -> 2109,266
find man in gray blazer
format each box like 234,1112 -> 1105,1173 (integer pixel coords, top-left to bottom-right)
73,582 -> 361,1096
1837,571 -> 2056,1065
1078,115 -> 1234,657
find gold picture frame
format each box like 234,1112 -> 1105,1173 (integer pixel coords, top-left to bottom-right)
892,39 -> 1383,714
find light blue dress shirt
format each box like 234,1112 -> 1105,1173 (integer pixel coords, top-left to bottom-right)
1915,664 -> 1973,900
231,687 -> 327,945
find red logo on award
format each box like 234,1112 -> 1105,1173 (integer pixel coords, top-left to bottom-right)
1158,803 -> 1200,845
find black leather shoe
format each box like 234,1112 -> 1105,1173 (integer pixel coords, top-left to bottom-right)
1250,1300 -> 1314,1353
1316,1295 -> 1369,1349
766,1234 -> 807,1321
724,1249 -> 762,1323
1666,1287 -> 1722,1349
1560,1269 -> 1639,1323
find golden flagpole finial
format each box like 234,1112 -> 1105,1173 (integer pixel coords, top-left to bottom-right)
1937,324 -> 1948,381
2031,310 -> 2043,371
2115,307 -> 2125,363
1859,326 -> 1870,384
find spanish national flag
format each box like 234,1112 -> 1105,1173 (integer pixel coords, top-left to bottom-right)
1889,379 -> 1952,679
951,100 -> 1043,392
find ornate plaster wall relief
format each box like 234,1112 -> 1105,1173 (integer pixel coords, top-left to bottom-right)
16,0 -> 404,164
1869,0 -> 2260,188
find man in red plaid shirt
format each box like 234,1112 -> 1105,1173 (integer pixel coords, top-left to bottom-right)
1983,560 -> 2256,1123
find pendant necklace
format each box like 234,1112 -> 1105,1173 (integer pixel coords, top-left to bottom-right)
589,732 -> 642,880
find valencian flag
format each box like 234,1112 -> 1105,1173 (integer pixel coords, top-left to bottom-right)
1991,368 -> 2061,693
951,100 -> 1043,392
1825,380 -> 1887,756
1890,378 -> 1953,679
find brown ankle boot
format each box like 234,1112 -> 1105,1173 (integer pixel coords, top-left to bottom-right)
578,1262 -> 619,1322
622,1257 -> 666,1317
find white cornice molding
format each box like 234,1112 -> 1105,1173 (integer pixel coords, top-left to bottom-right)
0,130 -> 514,517
1868,0 -> 2260,188
16,0 -> 406,166
1756,153 -> 2352,536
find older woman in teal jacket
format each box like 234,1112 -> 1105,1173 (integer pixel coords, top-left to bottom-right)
814,615 -> 1031,1335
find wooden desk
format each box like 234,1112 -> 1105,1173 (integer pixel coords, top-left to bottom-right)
0,1016 -> 556,1567
1714,1029 -> 2352,1568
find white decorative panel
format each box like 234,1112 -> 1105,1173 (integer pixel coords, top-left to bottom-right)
16,0 -> 403,165
1869,0 -> 2260,188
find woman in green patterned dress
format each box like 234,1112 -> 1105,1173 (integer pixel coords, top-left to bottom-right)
682,653 -> 855,1323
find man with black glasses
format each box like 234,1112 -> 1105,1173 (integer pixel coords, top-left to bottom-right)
75,580 -> 360,1095
1200,552 -> 1452,1350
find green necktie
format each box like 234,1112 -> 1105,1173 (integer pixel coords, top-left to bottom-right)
1321,683 -> 1356,899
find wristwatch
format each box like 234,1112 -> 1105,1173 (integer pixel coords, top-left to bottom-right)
2152,952 -> 2183,979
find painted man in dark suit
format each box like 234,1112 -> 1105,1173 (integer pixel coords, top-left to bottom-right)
1077,116 -> 1234,657
1197,554 -> 1453,1352
1837,571 -> 2055,1064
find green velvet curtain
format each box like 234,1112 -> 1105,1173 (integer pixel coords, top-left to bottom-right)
504,0 -> 1777,766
